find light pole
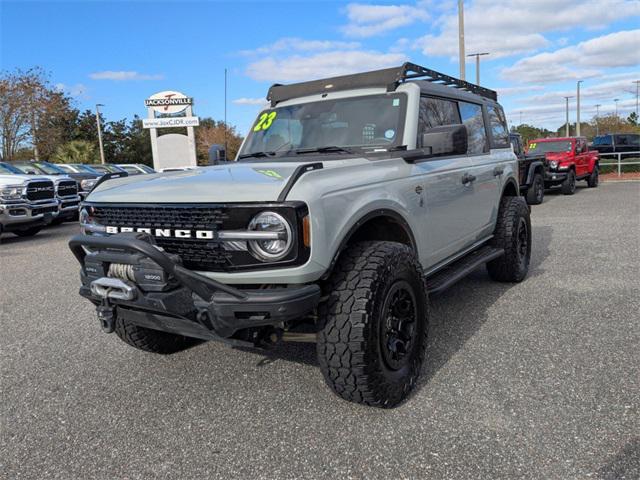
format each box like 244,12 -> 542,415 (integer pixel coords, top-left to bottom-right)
576,80 -> 583,136
564,96 -> 572,137
467,52 -> 490,85
458,0 -> 465,80
595,104 -> 601,136
95,104 -> 106,165
519,111 -> 523,126
633,80 -> 639,117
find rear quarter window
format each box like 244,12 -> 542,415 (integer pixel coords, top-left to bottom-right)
487,105 -> 509,148
459,102 -> 487,154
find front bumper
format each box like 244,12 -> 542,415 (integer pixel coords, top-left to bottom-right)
69,233 -> 321,340
58,195 -> 81,218
0,199 -> 59,231
545,171 -> 568,185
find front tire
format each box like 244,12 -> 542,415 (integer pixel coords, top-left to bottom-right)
561,170 -> 576,195
587,165 -> 599,188
487,196 -> 531,282
526,173 -> 544,205
115,316 -> 201,354
317,241 -> 428,408
12,226 -> 42,237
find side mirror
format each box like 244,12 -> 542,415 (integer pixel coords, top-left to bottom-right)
208,144 -> 227,165
420,124 -> 468,157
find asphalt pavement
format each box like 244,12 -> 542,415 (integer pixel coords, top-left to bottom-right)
1,182 -> 639,479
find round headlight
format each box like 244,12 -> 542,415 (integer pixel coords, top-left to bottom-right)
248,211 -> 293,261
549,160 -> 558,169
80,179 -> 98,191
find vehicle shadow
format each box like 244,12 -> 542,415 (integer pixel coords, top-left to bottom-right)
0,222 -> 76,246
596,437 -> 640,479
239,225 -> 553,387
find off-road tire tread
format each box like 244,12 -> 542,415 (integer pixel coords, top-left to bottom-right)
317,241 -> 428,408
115,316 -> 200,354
526,173 -> 544,205
487,196 -> 531,283
561,170 -> 576,195
587,165 -> 599,188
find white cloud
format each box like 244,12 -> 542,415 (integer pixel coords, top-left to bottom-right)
341,3 -> 429,38
418,0 -> 640,59
240,38 -> 360,55
233,97 -> 268,106
495,85 -> 544,97
89,71 -> 164,81
246,50 -> 407,82
55,82 -> 88,98
502,30 -> 640,83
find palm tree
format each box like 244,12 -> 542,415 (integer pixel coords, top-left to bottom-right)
50,140 -> 98,164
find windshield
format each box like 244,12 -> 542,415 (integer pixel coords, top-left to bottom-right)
592,135 -> 612,146
33,162 -> 65,174
238,93 -> 407,159
528,141 -> 573,154
57,164 -> 76,173
71,164 -> 99,173
0,163 -> 22,174
13,163 -> 43,175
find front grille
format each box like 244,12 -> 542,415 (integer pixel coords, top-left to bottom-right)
90,204 -> 306,272
32,205 -> 58,215
57,180 -> 78,197
26,181 -> 55,201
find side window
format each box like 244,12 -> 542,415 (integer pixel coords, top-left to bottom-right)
418,97 -> 459,130
486,105 -> 509,148
459,102 -> 487,154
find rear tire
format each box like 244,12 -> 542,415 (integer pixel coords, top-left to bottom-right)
561,170 -> 576,195
486,196 -> 531,283
114,316 -> 201,354
317,241 -> 428,408
587,165 -> 599,188
525,173 -> 544,205
12,226 -> 42,237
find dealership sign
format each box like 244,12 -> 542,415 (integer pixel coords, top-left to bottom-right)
144,91 -> 193,114
144,90 -> 198,170
142,117 -> 200,129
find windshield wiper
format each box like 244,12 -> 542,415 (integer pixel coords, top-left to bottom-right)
294,146 -> 354,155
237,151 -> 278,160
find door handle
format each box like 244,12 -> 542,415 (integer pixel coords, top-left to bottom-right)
461,173 -> 476,184
493,166 -> 504,176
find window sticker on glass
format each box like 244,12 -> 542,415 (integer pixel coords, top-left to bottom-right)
529,143 -> 537,149
253,111 -> 277,132
385,129 -> 395,139
392,98 -> 400,107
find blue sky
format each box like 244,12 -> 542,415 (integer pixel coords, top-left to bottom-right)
2,0 -> 639,135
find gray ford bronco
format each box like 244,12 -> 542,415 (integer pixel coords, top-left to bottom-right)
70,63 -> 531,407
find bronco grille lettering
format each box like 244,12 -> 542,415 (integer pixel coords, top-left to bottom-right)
106,225 -> 217,239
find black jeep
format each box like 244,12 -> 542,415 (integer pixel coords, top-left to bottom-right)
510,133 -> 547,205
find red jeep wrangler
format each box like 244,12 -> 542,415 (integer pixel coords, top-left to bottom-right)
527,136 -> 599,195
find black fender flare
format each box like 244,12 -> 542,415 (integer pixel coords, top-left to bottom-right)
322,209 -> 417,280
502,176 -> 520,197
524,161 -> 545,186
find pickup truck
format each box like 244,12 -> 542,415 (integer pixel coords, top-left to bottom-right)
69,63 -> 531,407
509,133 -> 547,204
3,162 -> 82,223
527,136 -> 599,194
0,166 -> 59,238
12,161 -> 100,200
591,133 -> 639,159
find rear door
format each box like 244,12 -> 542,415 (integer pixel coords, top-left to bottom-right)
464,102 -> 509,239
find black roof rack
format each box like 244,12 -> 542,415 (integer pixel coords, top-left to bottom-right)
267,62 -> 498,106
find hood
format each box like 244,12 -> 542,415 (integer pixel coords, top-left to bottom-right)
0,173 -> 52,184
545,152 -> 571,161
87,162 -> 310,203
